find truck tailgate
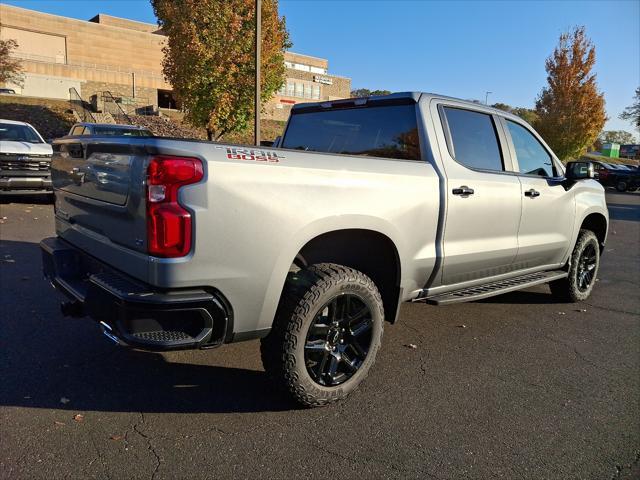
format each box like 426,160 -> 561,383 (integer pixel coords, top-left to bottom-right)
51,139 -> 150,276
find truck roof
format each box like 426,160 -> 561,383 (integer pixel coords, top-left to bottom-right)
291,91 -> 527,123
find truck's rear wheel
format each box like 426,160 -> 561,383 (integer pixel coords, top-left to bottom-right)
549,229 -> 600,302
261,263 -> 384,407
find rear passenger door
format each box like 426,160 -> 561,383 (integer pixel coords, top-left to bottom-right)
501,119 -> 574,268
435,104 -> 522,285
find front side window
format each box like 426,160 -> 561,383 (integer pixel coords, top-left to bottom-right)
507,121 -> 556,177
443,107 -> 503,171
282,104 -> 421,161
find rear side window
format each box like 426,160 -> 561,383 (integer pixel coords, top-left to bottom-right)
71,126 -> 85,136
443,107 -> 503,171
506,121 -> 556,177
281,104 -> 421,160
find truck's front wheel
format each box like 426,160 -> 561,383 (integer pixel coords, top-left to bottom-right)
549,229 -> 600,302
261,263 -> 384,407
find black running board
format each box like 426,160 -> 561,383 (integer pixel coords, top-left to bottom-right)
419,270 -> 568,305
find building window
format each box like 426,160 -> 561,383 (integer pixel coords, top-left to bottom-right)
310,66 -> 327,75
295,82 -> 303,97
286,81 -> 295,97
312,85 -> 320,99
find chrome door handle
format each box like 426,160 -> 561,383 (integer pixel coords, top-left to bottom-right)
524,189 -> 540,198
452,186 -> 474,197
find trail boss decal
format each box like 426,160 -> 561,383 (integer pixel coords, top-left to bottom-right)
226,147 -> 284,163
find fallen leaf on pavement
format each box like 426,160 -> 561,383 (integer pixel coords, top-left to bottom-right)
54,421 -> 65,426
73,414 -> 84,422
110,435 -> 124,441
404,343 -> 417,349
457,324 -> 467,328
557,312 -> 566,315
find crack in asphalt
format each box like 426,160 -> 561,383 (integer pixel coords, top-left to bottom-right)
542,334 -> 614,373
89,434 -> 111,480
132,412 -> 161,480
584,303 -> 640,317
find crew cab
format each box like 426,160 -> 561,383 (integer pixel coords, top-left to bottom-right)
0,119 -> 53,195
41,92 -> 608,407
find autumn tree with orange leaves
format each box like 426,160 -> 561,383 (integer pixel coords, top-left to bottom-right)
534,27 -> 606,161
151,0 -> 290,140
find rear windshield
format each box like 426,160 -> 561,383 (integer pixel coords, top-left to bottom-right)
92,127 -> 152,137
0,123 -> 43,143
281,104 -> 421,161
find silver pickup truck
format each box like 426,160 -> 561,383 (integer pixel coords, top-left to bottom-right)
41,92 -> 608,407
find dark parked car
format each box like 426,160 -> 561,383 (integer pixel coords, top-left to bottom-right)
592,161 -> 620,186
611,165 -> 640,192
66,123 -> 153,137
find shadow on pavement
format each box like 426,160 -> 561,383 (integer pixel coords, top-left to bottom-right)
0,239 -> 298,415
0,193 -> 54,205
476,289 -> 562,305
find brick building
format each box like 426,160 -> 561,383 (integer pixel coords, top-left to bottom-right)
0,4 -> 351,120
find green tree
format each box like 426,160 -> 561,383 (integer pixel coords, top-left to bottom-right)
350,88 -> 391,98
0,39 -> 24,87
512,107 -> 539,125
534,27 -> 606,160
491,103 -> 539,125
598,130 -> 636,145
151,0 -> 290,140
619,87 -> 640,133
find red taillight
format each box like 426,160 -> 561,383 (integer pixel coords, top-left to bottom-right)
146,156 -> 203,257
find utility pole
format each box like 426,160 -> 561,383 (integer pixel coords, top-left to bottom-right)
254,0 -> 262,146
485,91 -> 492,105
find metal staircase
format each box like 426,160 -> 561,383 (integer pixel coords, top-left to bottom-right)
68,87 -> 96,122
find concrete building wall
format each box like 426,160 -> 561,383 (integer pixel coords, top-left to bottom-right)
7,72 -> 82,100
0,4 -> 352,120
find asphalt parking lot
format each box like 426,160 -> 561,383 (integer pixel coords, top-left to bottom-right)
1,191 -> 638,480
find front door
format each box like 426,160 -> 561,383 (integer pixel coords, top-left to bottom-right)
502,119 -> 574,268
436,105 -> 523,285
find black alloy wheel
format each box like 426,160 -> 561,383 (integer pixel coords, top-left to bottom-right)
576,242 -> 597,292
304,293 -> 373,387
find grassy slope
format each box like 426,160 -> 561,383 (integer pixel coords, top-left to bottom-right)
0,96 -> 76,139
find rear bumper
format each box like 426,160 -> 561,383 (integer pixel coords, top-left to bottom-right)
0,175 -> 52,193
40,237 -> 232,350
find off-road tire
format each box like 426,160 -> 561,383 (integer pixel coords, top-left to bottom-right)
549,229 -> 600,302
260,263 -> 384,407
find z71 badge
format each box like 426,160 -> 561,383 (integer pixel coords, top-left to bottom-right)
226,147 -> 284,163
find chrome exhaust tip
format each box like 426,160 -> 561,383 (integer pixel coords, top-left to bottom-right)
99,321 -> 127,346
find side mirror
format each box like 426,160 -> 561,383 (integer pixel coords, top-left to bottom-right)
566,161 -> 595,180
563,161 -> 595,190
